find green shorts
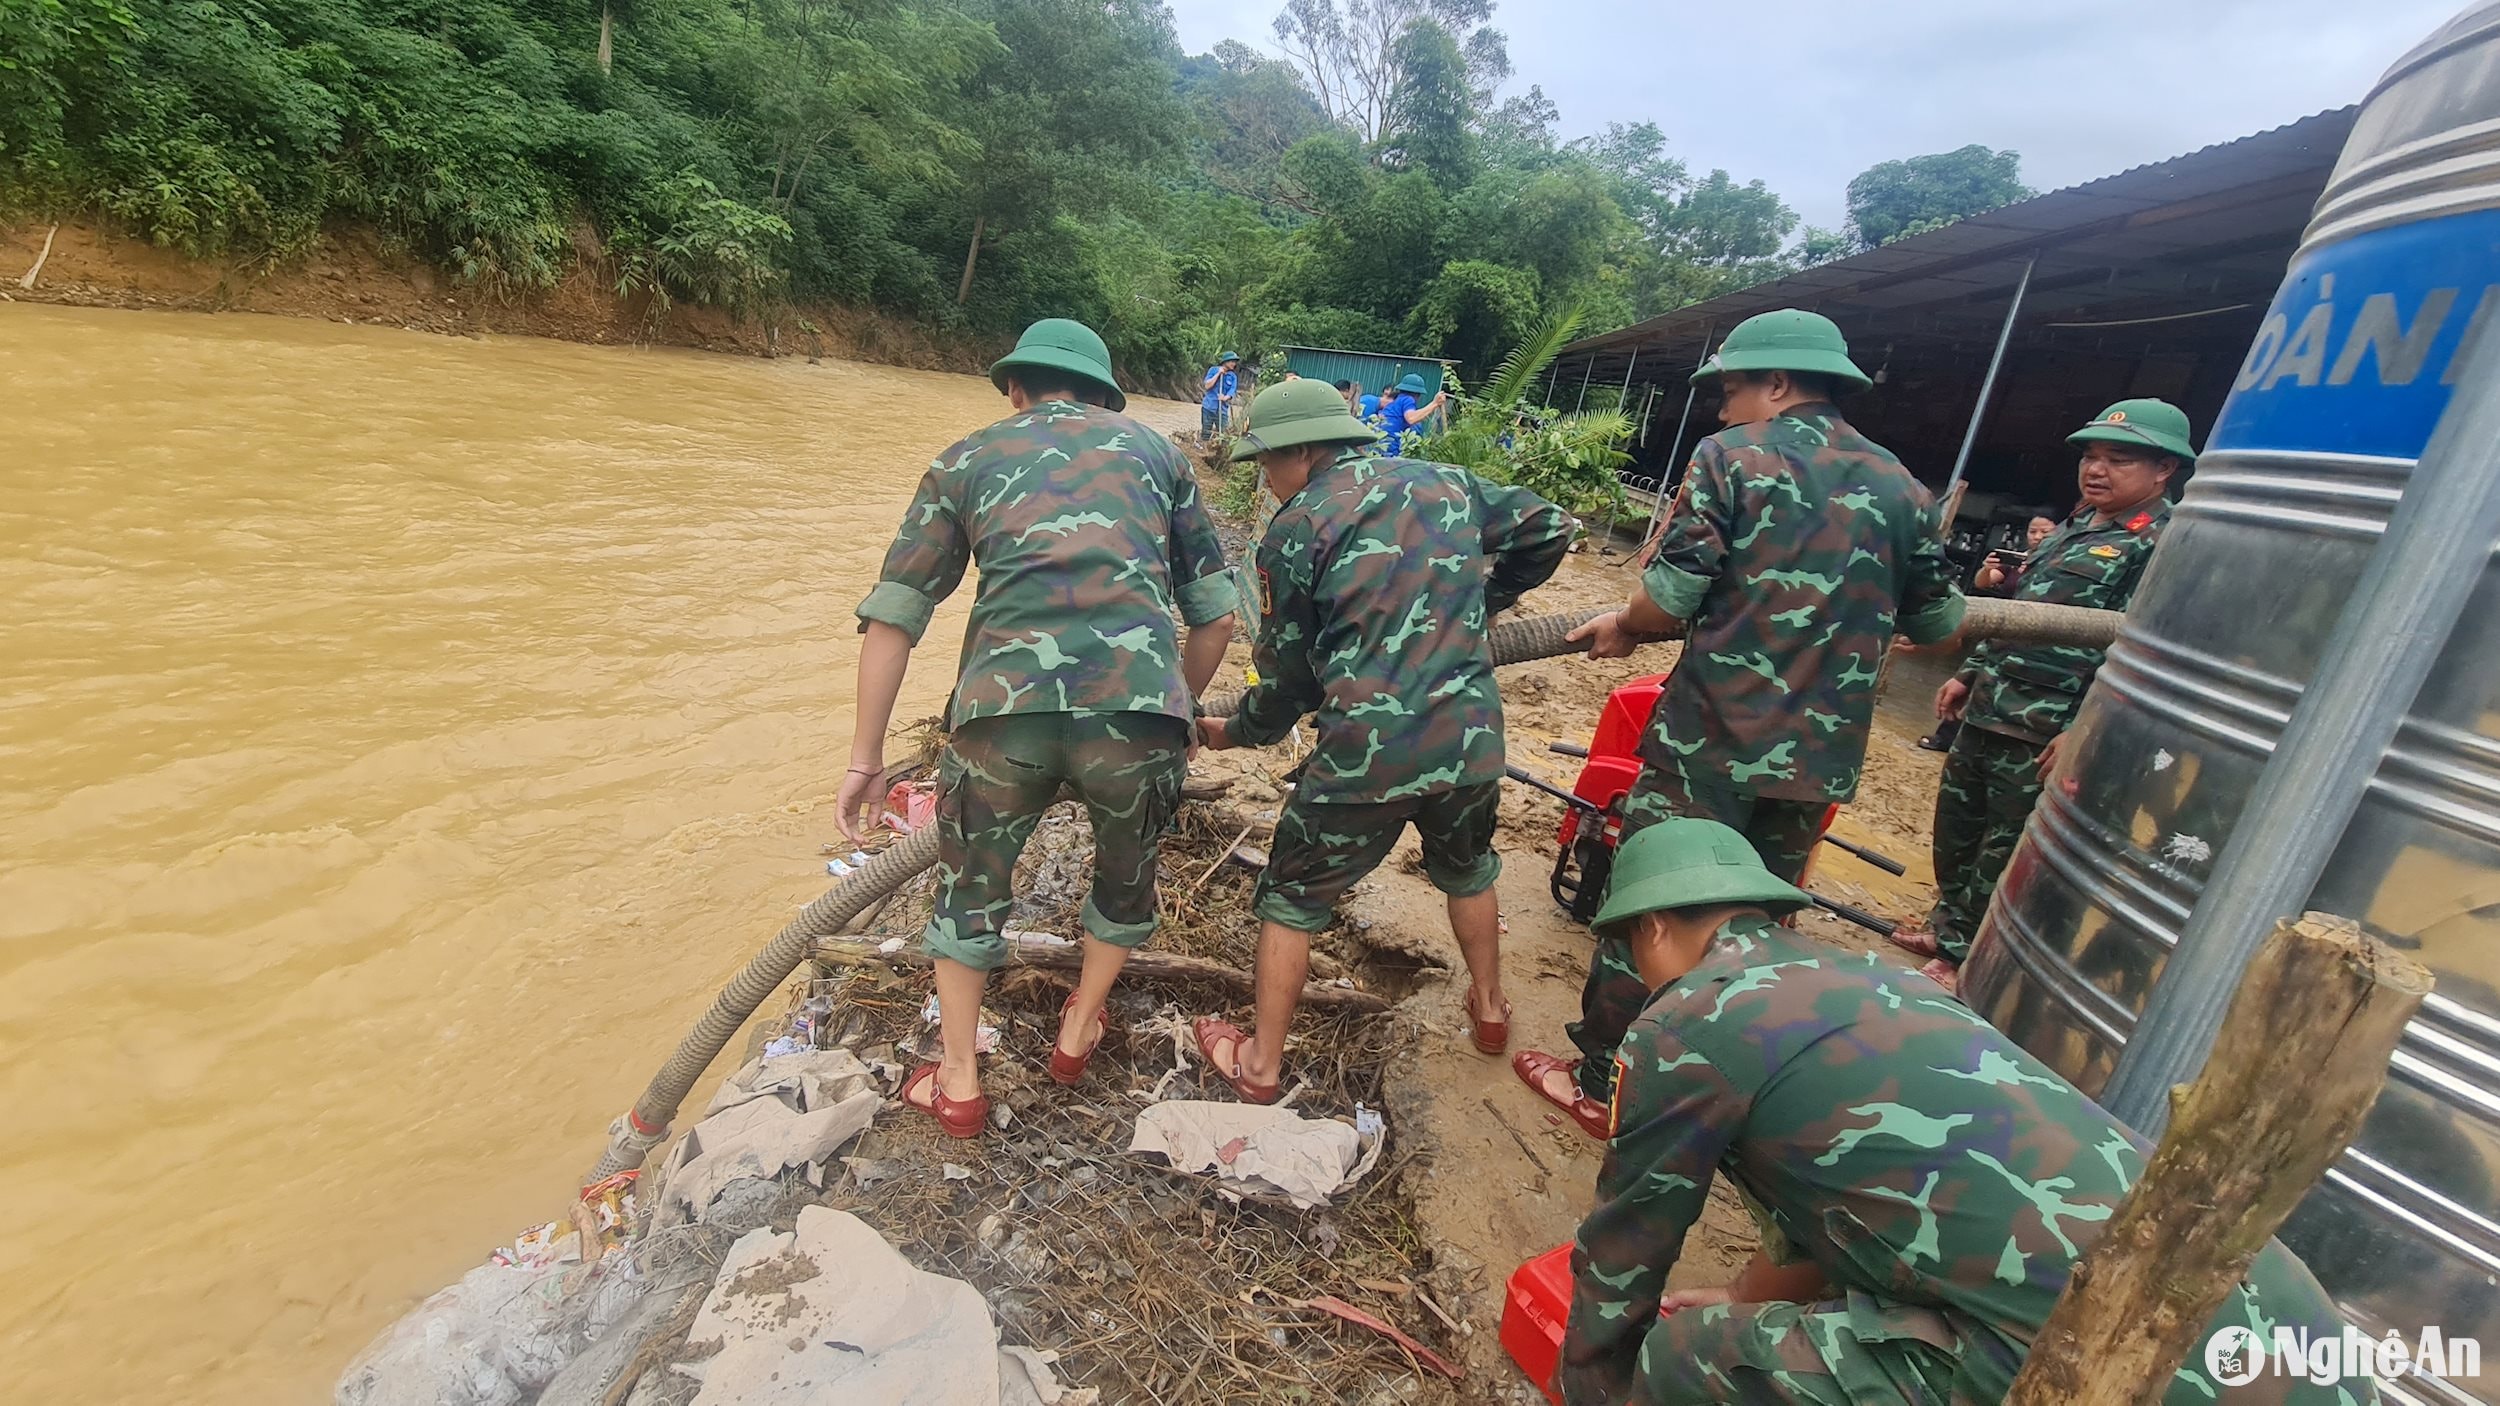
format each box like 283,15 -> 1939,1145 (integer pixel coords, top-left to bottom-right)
925,710 -> 1187,971
1250,781 -> 1502,933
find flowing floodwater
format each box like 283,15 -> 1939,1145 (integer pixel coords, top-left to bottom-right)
0,303 -> 1188,1403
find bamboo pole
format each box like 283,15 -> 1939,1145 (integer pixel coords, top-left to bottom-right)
2003,913 -> 2431,1405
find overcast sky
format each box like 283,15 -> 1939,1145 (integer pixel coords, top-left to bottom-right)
1162,0 -> 2458,229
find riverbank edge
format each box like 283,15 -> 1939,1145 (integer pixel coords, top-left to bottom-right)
0,219 -> 1096,385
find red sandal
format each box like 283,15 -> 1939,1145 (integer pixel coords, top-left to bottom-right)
1919,958 -> 1962,997
1513,1049 -> 1613,1140
1192,1017 -> 1280,1105
901,1062 -> 989,1139
1464,991 -> 1512,1056
1048,991 -> 1110,1086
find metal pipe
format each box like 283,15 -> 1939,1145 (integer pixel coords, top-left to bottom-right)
2099,315 -> 2500,1136
1573,359 -> 1594,412
1942,253 -> 2037,503
1645,325 -> 1715,541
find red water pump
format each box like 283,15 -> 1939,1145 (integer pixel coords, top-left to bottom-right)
1518,673 -> 1900,935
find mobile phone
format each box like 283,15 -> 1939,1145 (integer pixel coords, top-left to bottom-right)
1989,549 -> 2029,567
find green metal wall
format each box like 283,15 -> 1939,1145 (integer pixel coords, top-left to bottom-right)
1279,347 -> 1448,398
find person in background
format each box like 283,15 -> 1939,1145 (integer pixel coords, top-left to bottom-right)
1889,401 -> 2189,993
1194,379 -> 1573,1099
1334,378 -> 1358,414
1200,351 -> 1240,438
1357,383 -> 1383,428
1916,512 -> 2057,753
1515,308 -> 1964,1136
839,318 -> 1239,1137
1378,372 -> 1448,457
1557,818 -> 2363,1406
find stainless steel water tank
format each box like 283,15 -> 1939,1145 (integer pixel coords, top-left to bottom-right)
1962,8 -> 2500,1402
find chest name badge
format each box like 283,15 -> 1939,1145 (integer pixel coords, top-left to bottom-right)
2088,545 -> 2124,559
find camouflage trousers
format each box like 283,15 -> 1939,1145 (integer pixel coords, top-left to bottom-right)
924,711 -> 1188,972
1570,766 -> 1823,1102
1250,781 -> 1502,933
1925,724 -> 2046,963
1622,1292 -> 1978,1404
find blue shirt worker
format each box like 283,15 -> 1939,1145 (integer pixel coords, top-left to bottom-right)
1380,371 -> 1448,456
1201,352 -> 1241,436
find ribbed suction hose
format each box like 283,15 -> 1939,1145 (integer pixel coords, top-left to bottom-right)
583,598 -> 2114,1180
1956,596 -> 2123,649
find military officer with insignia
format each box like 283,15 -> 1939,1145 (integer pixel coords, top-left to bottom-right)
1193,379 -> 1573,1099
1516,309 -> 1966,1134
837,318 -> 1239,1137
1557,818 -> 2364,1406
1890,399 -> 2189,993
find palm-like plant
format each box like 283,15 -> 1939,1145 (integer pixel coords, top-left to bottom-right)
1413,305 -> 1635,520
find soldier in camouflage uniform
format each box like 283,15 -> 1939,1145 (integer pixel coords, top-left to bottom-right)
1556,818 -> 2365,1406
1194,379 -> 1572,1099
1890,399 -> 2190,994
836,318 -> 1238,1137
1518,310 -> 1965,1131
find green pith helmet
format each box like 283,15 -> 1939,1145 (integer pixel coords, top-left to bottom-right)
1690,308 -> 1872,392
1591,818 -> 1812,930
2068,398 -> 2197,464
1393,372 -> 1434,395
1218,350 -> 1240,365
990,318 -> 1126,412
1229,379 -> 1380,461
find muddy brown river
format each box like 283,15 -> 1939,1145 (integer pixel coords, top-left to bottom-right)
0,302 -> 1191,1403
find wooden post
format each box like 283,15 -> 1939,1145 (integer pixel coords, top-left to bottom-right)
2003,913 -> 2432,1406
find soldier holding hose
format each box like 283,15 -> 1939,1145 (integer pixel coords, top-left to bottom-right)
1193,378 -> 1572,1099
1517,309 -> 1967,1136
836,318 -> 1238,1138
1888,399 -> 2188,994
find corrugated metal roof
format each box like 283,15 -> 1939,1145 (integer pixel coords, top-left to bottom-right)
1562,108 -> 2360,371
1279,346 -> 1450,394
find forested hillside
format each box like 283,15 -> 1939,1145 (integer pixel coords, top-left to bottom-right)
0,0 -> 2028,381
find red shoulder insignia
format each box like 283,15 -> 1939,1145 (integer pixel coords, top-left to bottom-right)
2127,511 -> 2154,535
1257,567 -> 1274,617
1605,1056 -> 1628,1139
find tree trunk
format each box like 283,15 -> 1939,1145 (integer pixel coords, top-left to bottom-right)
955,211 -> 985,306
597,6 -> 614,75
2002,913 -> 2432,1406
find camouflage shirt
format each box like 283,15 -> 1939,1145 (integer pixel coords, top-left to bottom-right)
1231,450 -> 1572,803
1560,914 -> 2359,1406
856,400 -> 1236,726
1642,405 -> 1965,804
1960,499 -> 2171,743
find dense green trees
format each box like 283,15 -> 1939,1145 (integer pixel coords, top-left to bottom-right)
1844,143 -> 2033,250
0,0 -> 2029,387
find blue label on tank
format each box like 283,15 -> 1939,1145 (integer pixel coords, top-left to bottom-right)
2208,207 -> 2500,462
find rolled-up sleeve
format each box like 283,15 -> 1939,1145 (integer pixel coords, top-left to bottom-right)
1166,459 -> 1239,628
854,457 -> 969,645
1643,444 -> 1736,622
1897,496 -> 1969,647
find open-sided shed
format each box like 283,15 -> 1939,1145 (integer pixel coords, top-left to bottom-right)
1556,108 -> 2359,551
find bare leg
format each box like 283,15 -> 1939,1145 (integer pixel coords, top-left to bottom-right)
1057,935 -> 1131,1058
1238,920 -> 1310,1088
1448,886 -> 1506,1024
934,957 -> 988,1102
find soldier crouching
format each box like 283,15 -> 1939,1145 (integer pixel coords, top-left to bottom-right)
1555,818 -> 2367,1406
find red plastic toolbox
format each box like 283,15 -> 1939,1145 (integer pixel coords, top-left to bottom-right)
1500,1242 -> 1575,1404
